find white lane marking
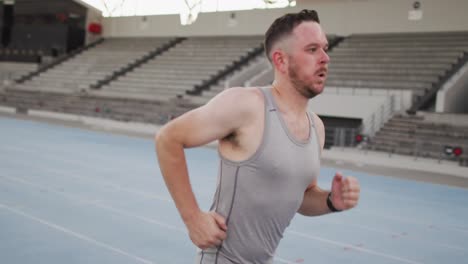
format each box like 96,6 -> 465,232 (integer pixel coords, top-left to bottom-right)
287,230 -> 423,264
1,174 -> 296,263
313,217 -> 466,251
0,202 -> 155,264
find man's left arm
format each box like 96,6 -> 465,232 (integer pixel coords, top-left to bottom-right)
297,114 -> 360,216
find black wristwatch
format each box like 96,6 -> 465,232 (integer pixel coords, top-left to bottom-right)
327,192 -> 341,212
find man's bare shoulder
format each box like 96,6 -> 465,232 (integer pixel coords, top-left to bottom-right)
209,87 -> 264,114
213,87 -> 263,102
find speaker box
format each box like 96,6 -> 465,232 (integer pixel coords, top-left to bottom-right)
2,3 -> 14,47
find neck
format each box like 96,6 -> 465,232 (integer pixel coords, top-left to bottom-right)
271,78 -> 309,117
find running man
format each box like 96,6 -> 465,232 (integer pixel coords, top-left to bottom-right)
155,9 -> 361,264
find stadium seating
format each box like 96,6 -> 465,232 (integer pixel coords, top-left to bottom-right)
366,114 -> 468,161
197,32 -> 468,104
92,36 -> 264,101
2,32 -> 467,159
0,62 -> 38,84
0,89 -> 195,124
13,37 -> 172,93
186,56 -> 271,105
326,32 -> 468,97
188,35 -> 341,105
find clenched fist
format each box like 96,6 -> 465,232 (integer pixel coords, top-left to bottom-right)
330,172 -> 360,211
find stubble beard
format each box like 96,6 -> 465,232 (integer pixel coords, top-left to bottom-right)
288,61 -> 322,99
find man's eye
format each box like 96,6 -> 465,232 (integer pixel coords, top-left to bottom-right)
309,48 -> 317,52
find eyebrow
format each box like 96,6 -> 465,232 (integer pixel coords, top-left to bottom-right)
305,43 -> 329,49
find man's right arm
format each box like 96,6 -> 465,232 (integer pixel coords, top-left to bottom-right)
155,87 -> 256,249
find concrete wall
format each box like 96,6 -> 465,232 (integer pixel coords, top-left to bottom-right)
86,6 -> 103,44
308,93 -> 394,135
323,88 -> 413,112
436,61 -> 468,113
302,0 -> 468,35
419,111 -> 468,126
102,9 -> 280,37
103,0 -> 468,37
308,94 -> 386,119
73,0 -> 103,44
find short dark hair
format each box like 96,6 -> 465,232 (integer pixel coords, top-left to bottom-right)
264,9 -> 320,62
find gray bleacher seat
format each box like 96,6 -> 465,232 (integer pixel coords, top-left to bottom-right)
0,62 -> 38,84
367,114 -> 468,161
94,36 -> 264,102
14,37 -> 172,93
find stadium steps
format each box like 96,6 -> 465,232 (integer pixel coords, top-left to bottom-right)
91,37 -> 186,90
1,89 -> 196,124
185,35 -> 344,105
366,114 -> 468,161
14,37 -> 173,94
15,38 -> 104,84
0,62 -> 38,84
408,51 -> 468,113
95,36 -> 265,102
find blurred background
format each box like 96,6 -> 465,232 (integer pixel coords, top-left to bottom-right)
1,0 -> 467,166
0,1 -> 468,263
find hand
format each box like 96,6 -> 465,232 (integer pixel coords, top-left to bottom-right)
184,210 -> 228,250
330,172 -> 360,211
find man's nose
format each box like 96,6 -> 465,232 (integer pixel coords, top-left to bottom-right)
320,49 -> 330,64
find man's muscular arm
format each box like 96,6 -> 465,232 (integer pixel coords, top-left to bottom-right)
155,87 -> 257,249
298,114 -> 360,216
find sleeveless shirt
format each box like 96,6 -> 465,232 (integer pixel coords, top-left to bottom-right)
196,87 -> 321,264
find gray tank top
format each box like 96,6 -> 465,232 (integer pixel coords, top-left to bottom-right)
197,87 -> 321,264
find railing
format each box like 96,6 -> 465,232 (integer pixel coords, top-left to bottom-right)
363,94 -> 396,136
224,57 -> 270,88
186,44 -> 265,96
407,51 -> 468,114
246,67 -> 273,87
362,115 -> 468,166
328,36 -> 344,51
90,37 -> 186,90
332,127 -> 360,147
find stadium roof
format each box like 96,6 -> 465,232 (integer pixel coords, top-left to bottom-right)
78,0 -> 296,17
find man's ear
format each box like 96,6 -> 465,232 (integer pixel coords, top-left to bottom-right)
272,49 -> 288,74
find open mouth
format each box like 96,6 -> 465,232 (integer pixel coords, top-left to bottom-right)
316,68 -> 328,78
317,72 -> 327,78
